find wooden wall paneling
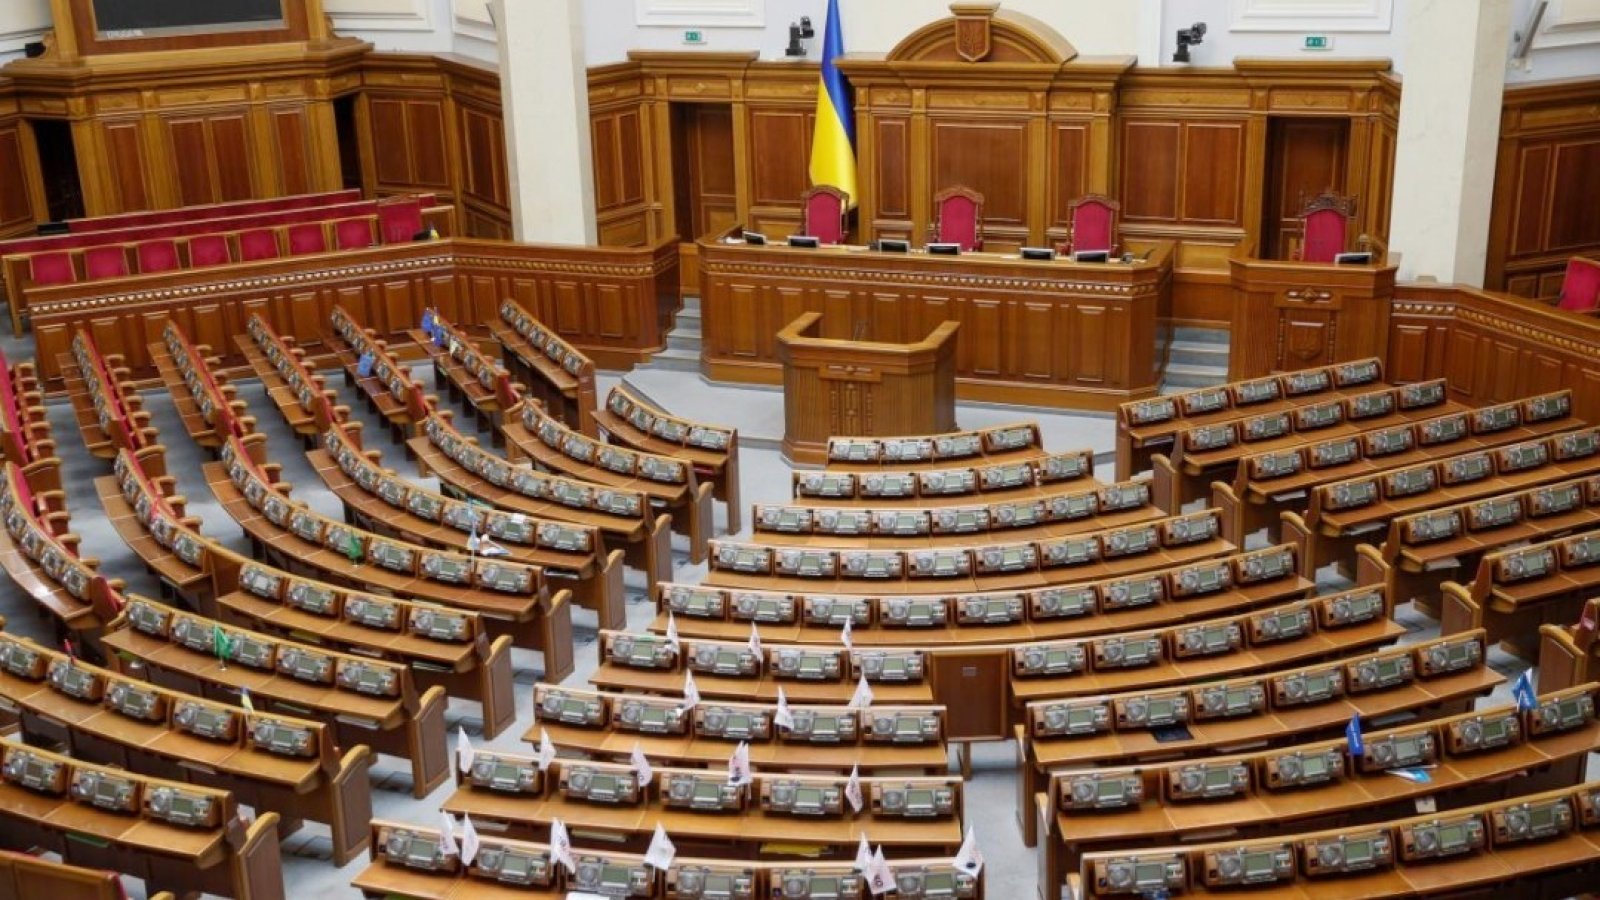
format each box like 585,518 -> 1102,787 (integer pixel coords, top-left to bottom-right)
589,62 -> 653,247
96,119 -> 151,213
1487,77 -> 1600,296
740,66 -> 816,238
1261,117 -> 1348,257
0,123 -> 36,235
271,107 -> 314,197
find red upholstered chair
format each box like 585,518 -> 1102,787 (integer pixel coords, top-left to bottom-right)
238,228 -> 280,262
187,234 -> 232,268
932,186 -> 984,252
135,239 -> 181,274
377,198 -> 424,243
287,223 -> 328,256
335,217 -> 375,250
1558,257 -> 1600,312
800,185 -> 849,245
83,246 -> 130,280
28,251 -> 76,286
1293,192 -> 1356,263
1064,194 -> 1121,256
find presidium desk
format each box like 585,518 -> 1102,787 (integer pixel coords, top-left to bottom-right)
698,231 -> 1174,411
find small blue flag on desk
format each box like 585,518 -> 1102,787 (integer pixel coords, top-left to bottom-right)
1513,669 -> 1538,712
1345,714 -> 1363,757
421,309 -> 436,338
357,351 -> 374,378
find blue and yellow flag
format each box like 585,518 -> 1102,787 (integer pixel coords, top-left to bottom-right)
809,0 -> 857,207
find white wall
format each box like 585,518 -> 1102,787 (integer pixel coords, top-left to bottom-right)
1158,0 -> 1408,71
325,0 -> 456,53
0,0 -> 50,66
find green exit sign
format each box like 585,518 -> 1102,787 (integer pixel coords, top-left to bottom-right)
683,29 -> 705,45
1303,34 -> 1333,51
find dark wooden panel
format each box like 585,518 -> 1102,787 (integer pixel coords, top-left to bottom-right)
1016,301 -> 1054,380
1388,323 -> 1434,383
749,109 -> 812,207
210,114 -> 253,202
1047,123 -> 1089,230
408,100 -> 450,188
272,108 -> 312,197
1181,122 -> 1244,226
592,114 -> 622,211
616,109 -> 644,206
1548,139 -> 1600,251
0,127 -> 31,228
929,120 -> 1027,225
102,121 -> 150,212
1120,121 -> 1179,221
874,117 -> 909,218
461,105 -> 506,209
166,118 -> 213,206
370,98 -> 411,186
685,105 -> 737,241
1509,144 -> 1551,257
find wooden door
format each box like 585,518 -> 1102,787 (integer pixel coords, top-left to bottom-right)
1261,117 -> 1349,259
671,104 -> 736,243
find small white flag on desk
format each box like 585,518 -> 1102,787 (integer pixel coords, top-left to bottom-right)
536,727 -> 557,771
437,810 -> 459,858
456,725 -> 475,774
844,763 -> 864,813
727,740 -> 753,786
854,832 -> 873,872
840,616 -> 853,649
550,817 -> 576,873
954,826 -> 984,877
630,741 -> 654,789
459,814 -> 481,866
681,670 -> 701,711
850,672 -> 874,709
644,822 -> 676,870
665,612 -> 681,651
748,621 -> 763,659
866,846 -> 895,895
773,686 -> 795,730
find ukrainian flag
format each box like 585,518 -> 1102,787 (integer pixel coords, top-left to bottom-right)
809,0 -> 857,206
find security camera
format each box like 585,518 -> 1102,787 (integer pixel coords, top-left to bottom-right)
1173,22 -> 1207,63
785,16 -> 815,57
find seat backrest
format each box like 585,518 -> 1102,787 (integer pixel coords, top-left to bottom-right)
1298,192 -> 1355,263
28,251 -> 76,286
1068,195 -> 1120,255
801,186 -> 849,245
1557,257 -> 1600,312
933,187 -> 983,252
377,198 -> 424,243
335,217 -> 374,251
83,246 -> 128,280
238,228 -> 280,262
187,234 -> 232,267
287,223 -> 328,256
135,239 -> 180,274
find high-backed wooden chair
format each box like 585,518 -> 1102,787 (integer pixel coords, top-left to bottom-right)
800,185 -> 849,245
1062,194 -> 1120,256
932,186 -> 984,251
1292,191 -> 1356,263
1557,257 -> 1600,312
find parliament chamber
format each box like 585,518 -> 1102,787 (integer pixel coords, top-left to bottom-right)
0,0 -> 1597,898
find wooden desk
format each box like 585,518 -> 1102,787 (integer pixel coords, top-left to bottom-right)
776,312 -> 959,465
699,233 -> 1173,410
490,299 -> 599,437
1228,256 -> 1397,379
594,384 -> 743,534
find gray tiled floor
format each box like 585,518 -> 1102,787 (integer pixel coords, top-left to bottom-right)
0,338 -> 1576,900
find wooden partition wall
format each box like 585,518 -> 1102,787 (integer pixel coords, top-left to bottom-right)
1486,77 -> 1600,299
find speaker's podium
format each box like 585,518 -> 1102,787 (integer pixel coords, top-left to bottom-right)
777,312 -> 960,465
1227,251 -> 1397,381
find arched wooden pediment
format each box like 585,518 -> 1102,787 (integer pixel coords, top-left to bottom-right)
886,3 -> 1077,65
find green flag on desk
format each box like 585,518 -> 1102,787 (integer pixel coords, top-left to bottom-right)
212,625 -> 231,663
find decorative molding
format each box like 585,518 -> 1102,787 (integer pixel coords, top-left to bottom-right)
324,0 -> 433,33
1227,0 -> 1394,33
1534,0 -> 1600,49
452,0 -> 495,43
634,0 -> 765,29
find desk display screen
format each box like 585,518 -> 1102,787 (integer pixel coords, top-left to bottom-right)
93,0 -> 287,38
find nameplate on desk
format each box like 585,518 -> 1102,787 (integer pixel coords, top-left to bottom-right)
335,714 -> 382,730
178,760 -> 219,776
874,239 -> 910,253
